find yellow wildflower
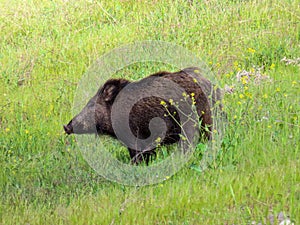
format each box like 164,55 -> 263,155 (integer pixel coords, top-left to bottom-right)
247,48 -> 256,54
245,92 -> 253,99
160,100 -> 166,106
241,76 -> 248,85
155,137 -> 162,143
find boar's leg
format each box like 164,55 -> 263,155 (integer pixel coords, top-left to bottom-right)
128,148 -> 156,165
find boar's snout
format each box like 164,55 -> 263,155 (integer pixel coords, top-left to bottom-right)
63,123 -> 73,135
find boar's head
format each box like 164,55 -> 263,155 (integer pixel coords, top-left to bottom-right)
64,79 -> 129,135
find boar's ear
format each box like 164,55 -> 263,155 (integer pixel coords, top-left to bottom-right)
100,79 -> 129,103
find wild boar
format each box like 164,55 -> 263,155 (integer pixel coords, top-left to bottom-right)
64,67 -> 221,164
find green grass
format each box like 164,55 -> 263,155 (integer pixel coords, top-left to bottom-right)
0,0 -> 299,224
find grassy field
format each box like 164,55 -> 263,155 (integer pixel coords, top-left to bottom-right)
1,0 -> 299,224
